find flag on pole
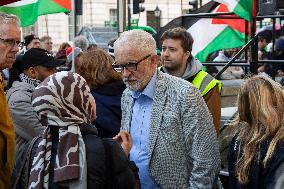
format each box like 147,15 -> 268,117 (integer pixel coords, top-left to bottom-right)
156,1 -> 253,62
189,3 -> 251,62
0,0 -> 72,27
213,0 -> 253,21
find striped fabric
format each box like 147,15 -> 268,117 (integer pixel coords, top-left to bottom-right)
29,71 -> 95,189
19,73 -> 41,88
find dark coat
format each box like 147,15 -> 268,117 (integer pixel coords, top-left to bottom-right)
48,124 -> 138,189
228,135 -> 284,189
49,125 -> 105,188
11,124 -> 139,189
91,80 -> 125,138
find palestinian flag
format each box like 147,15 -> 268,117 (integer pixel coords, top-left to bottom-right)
0,0 -> 72,27
214,0 -> 253,21
189,3 -> 250,62
156,1 -> 252,62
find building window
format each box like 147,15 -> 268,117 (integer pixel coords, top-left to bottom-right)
147,11 -> 160,31
109,9 -> 117,26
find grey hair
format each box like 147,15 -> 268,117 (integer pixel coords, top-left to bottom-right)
40,35 -> 51,42
0,12 -> 20,28
114,30 -> 156,55
74,35 -> 89,51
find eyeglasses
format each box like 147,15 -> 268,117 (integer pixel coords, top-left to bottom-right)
112,54 -> 151,73
0,37 -> 21,47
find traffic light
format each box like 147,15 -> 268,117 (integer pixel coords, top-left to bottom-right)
188,0 -> 198,10
133,0 -> 145,14
75,0 -> 83,15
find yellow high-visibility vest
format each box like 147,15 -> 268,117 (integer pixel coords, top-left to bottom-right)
192,71 -> 222,96
158,67 -> 222,96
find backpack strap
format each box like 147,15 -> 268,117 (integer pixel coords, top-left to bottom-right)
102,138 -> 112,189
12,136 -> 41,189
24,136 -> 41,187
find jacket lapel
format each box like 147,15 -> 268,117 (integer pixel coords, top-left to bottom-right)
123,92 -> 135,133
148,72 -> 167,163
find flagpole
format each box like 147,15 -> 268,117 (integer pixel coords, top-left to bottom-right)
117,0 -> 126,36
250,0 -> 258,74
45,15 -> 49,36
71,0 -> 75,72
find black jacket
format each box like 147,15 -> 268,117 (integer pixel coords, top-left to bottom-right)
49,124 -> 139,189
91,80 -> 125,138
228,135 -> 284,189
11,124 -> 139,189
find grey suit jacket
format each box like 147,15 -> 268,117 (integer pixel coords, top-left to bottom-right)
121,72 -> 221,189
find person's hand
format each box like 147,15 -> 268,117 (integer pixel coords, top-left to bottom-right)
277,70 -> 284,76
113,131 -> 132,156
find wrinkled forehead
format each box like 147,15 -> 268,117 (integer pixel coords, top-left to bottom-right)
115,47 -> 146,62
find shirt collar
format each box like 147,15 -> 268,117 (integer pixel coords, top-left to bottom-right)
131,72 -> 157,99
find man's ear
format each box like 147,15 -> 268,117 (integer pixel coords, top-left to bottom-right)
24,67 -> 37,79
185,51 -> 191,59
151,54 -> 161,66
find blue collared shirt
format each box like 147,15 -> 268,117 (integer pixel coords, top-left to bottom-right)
129,72 -> 161,189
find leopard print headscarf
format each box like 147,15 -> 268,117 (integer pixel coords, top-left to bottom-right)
29,71 -> 94,189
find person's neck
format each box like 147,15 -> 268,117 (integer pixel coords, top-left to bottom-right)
23,70 -> 35,80
135,70 -> 157,93
165,63 -> 187,78
167,70 -> 184,77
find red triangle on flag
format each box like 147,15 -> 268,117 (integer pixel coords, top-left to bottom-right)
51,0 -> 72,11
211,4 -> 249,34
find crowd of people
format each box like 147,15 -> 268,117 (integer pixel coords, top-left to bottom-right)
0,12 -> 284,189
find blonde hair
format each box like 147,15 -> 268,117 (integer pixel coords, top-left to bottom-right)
75,49 -> 122,89
235,75 -> 284,184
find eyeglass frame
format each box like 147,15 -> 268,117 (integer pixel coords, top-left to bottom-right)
0,37 -> 21,47
112,54 -> 152,73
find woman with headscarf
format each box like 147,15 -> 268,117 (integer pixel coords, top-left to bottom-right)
228,75 -> 284,189
28,71 -> 137,189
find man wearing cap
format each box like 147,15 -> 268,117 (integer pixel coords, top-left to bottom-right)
6,48 -> 64,157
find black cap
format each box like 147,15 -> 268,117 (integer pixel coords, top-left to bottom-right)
24,34 -> 39,46
21,48 -> 64,71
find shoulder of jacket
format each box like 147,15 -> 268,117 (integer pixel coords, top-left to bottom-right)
7,83 -> 33,102
161,72 -> 198,93
122,88 -> 131,100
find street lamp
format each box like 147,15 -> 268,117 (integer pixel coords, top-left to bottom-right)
154,5 -> 161,31
154,5 -> 161,17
